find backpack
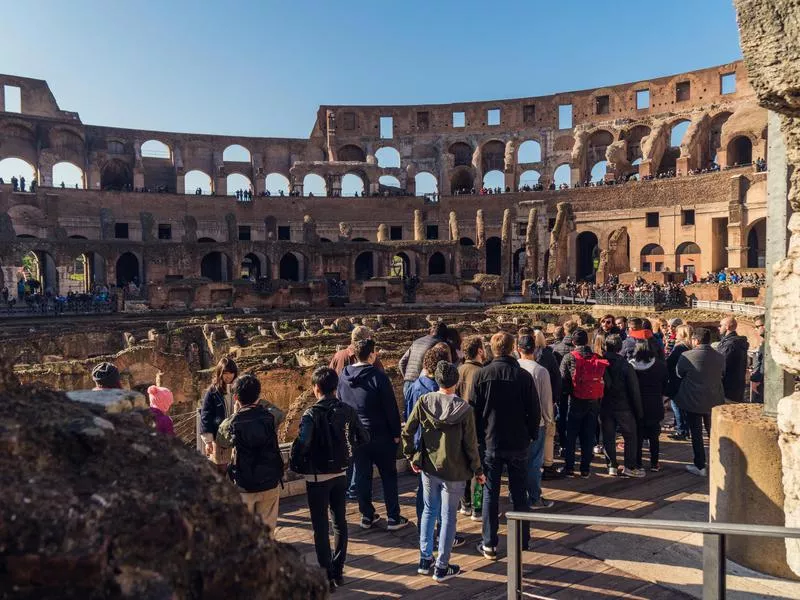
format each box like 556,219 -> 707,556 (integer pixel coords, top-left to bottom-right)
570,350 -> 608,400
291,402 -> 352,475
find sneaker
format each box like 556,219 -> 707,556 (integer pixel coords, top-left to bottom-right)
452,535 -> 466,548
650,464 -> 661,472
387,516 -> 410,531
669,433 -> 688,441
607,466 -> 618,476
621,468 -> 645,478
558,467 -> 576,478
593,444 -> 604,456
360,513 -> 380,530
530,497 -> 555,510
334,575 -> 344,587
433,564 -> 461,582
477,543 -> 497,561
329,580 -> 337,593
686,465 -> 707,477
345,491 -> 358,501
541,465 -> 563,480
458,503 -> 473,517
417,558 -> 434,575
580,471 -> 591,479
470,512 -> 482,522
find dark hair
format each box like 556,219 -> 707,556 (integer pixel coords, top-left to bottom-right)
462,335 -> 484,360
642,318 -> 653,331
563,320 -> 578,334
312,366 -> 338,395
604,333 -> 622,353
517,326 -> 532,336
601,314 -> 615,323
231,373 -> 260,405
213,357 -> 239,391
431,321 -> 448,339
354,338 -> 376,362
633,340 -> 654,362
692,327 -> 711,345
573,328 -> 589,346
553,325 -> 565,340
445,326 -> 461,348
423,342 -> 452,375
629,318 -> 643,330
616,316 -> 628,324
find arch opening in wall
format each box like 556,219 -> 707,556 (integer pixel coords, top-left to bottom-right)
303,173 -> 326,196
415,172 -> 438,196
629,158 -> 642,180
518,140 -> 542,164
379,175 -> 401,190
22,250 -> 58,295
185,169 -> 212,195
200,251 -> 231,282
659,120 -> 691,174
241,253 -> 264,280
428,252 -> 446,275
52,161 -> 84,189
222,144 -> 251,163
227,173 -> 252,196
459,237 -> 474,246
140,140 -> 171,160
198,237 -> 217,243
116,252 -> 140,288
338,144 -> 366,162
485,237 -> 502,275
481,140 -> 505,173
587,130 -> 614,169
576,231 -> 599,281
640,243 -> 665,272
624,125 -> 650,164
519,170 -> 541,189
0,157 -> 36,187
590,161 -> 607,183
676,241 -> 701,277
728,136 -> 753,167
279,252 -> 301,281
708,112 -> 733,164
101,159 -> 133,191
341,173 -> 365,197
389,253 -> 410,278
670,120 -> 691,148
450,168 -> 474,194
354,252 -> 374,281
265,173 -> 290,195
375,147 -> 400,168
513,247 -> 527,284
747,218 -> 766,268
482,169 -> 504,190
553,163 -> 571,188
448,142 -> 472,167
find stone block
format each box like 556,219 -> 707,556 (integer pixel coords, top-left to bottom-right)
66,389 -> 147,413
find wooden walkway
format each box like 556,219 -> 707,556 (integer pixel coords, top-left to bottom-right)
275,435 -> 706,599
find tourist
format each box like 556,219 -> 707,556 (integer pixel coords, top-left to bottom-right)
517,334 -> 555,508
596,314 -> 621,339
200,357 -> 239,467
621,318 -> 660,361
665,318 -> 683,356
147,385 -> 175,435
329,325 -> 385,375
445,327 -> 464,364
338,339 -> 408,531
456,335 -> 486,518
551,320 -> 577,453
398,321 -> 450,396
216,374 -> 284,535
615,316 -> 628,341
91,362 -> 121,390
750,317 -> 765,404
667,324 -> 694,440
600,334 -> 642,477
403,361 -> 483,582
675,328 -> 725,476
290,367 -> 369,593
629,341 -> 667,471
471,332 -> 539,560
559,329 -> 609,478
717,316 -> 749,403
531,328 -> 562,480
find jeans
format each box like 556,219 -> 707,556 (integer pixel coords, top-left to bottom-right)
482,451 -> 530,548
526,426 -> 546,504
637,421 -> 661,469
354,438 -> 401,521
345,463 -> 357,497
671,400 -> 688,436
306,475 -> 347,580
564,399 -> 600,474
685,411 -> 710,469
601,410 -> 637,470
420,473 -> 465,569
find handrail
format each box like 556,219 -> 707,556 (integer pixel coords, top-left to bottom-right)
505,512 -> 800,600
692,299 -> 765,316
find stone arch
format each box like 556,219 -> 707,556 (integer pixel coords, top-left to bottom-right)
241,252 -> 268,280
590,161 -> 607,183
226,173 -> 252,195
519,170 -> 541,188
379,175 -> 401,190
279,252 -> 304,281
708,111 -> 733,164
659,119 -> 691,173
52,161 -> 84,189
375,146 -> 400,168
415,172 -> 438,195
265,173 -> 290,195
354,251 -> 375,280
24,250 -> 59,294
389,252 -> 411,278
727,135 -> 753,166
101,159 -> 133,191
341,173 -> 365,196
623,125 -> 651,164
303,173 -> 326,196
140,139 -> 171,159
0,157 -> 36,186
450,167 -> 474,194
459,237 -> 475,246
518,140 -> 542,163
200,251 -> 232,282
222,144 -> 251,162
481,140 -> 505,173
482,170 -> 504,189
485,236 -> 502,275
553,163 -> 571,187
7,204 -> 46,238
448,142 -> 473,167
746,218 -> 766,268
338,144 -> 366,162
185,169 -> 213,195
0,122 -> 37,166
676,241 -> 701,276
586,129 -> 614,174
428,252 -> 446,275
576,231 -> 599,281
116,252 -> 141,287
640,243 -> 666,272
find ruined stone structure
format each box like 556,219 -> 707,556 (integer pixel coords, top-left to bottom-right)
0,62 -> 768,308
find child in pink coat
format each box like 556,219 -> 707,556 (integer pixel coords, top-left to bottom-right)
148,385 -> 175,436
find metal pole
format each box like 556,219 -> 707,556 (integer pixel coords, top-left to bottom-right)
507,518 -> 523,600
702,533 -> 726,600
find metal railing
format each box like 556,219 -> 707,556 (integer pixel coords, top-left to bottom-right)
692,299 -> 766,316
506,512 -> 800,600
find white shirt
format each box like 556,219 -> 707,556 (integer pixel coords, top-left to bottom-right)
518,357 -> 554,427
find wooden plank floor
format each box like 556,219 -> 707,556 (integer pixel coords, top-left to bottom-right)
275,433 -> 705,599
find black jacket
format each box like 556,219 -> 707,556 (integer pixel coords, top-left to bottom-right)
199,386 -> 227,439
560,346 -> 611,401
600,351 -> 642,418
470,356 -> 540,457
536,346 -> 562,405
220,404 -> 284,493
398,334 -> 446,383
717,332 -> 749,403
550,335 -> 575,367
338,363 -> 401,441
750,342 -> 764,403
666,342 -> 691,398
630,358 -> 667,424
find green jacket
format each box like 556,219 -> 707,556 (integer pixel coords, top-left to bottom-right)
402,391 -> 483,482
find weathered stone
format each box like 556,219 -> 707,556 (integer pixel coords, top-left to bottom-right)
66,389 -> 147,414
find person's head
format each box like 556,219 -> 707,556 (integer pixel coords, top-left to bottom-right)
604,333 -> 623,354
572,329 -> 589,348
633,340 -> 654,362
147,385 -> 174,413
553,325 -> 565,341
615,316 -> 627,331
600,314 -> 615,332
754,316 -> 765,338
311,366 -> 338,399
434,360 -> 460,393
490,332 -> 515,358
430,321 -> 448,339
675,324 -> 694,345
563,320 -> 578,336
592,332 -> 606,356
445,326 -> 462,350
517,334 -> 536,357
629,317 -> 643,331
517,326 -> 532,336
642,318 -> 653,332
231,374 -> 260,406
354,338 -> 377,364
668,317 -> 683,333
92,362 -> 121,389
423,342 -> 452,375
213,357 -> 239,390
692,327 -> 712,346
462,335 -> 485,362
532,329 -> 547,350
720,316 -> 737,335
350,325 -> 373,346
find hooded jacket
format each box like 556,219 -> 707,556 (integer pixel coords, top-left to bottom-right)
402,391 -> 482,482
404,374 -> 438,421
629,358 -> 667,424
534,346 -> 562,406
329,345 -> 385,376
717,332 -> 749,403
621,329 -> 663,362
337,363 -> 400,441
600,351 -> 642,418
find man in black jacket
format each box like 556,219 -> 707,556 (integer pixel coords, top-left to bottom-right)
470,332 -> 540,561
217,374 -> 285,536
338,339 -> 408,531
398,322 -> 449,397
551,320 -> 577,455
717,316 -> 749,403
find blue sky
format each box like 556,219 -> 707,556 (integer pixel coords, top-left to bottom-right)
1,0 -> 743,139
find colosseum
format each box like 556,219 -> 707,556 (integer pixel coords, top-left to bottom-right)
0,61 -> 767,309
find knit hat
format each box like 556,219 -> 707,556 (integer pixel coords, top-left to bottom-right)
668,318 -> 683,327
517,334 -> 535,353
147,385 -> 174,414
91,362 -> 121,388
434,361 -> 459,389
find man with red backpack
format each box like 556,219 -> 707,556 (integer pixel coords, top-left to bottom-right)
558,329 -> 610,478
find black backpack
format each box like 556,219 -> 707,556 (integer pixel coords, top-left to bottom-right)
292,402 -> 352,475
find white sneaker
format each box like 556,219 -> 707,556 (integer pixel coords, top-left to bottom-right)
621,467 -> 645,478
607,467 -> 618,476
686,465 -> 707,477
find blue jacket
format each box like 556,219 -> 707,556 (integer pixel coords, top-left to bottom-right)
338,363 -> 401,442
404,375 -> 438,421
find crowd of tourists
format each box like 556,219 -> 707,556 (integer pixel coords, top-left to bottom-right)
700,270 -> 766,286
2,279 -> 113,314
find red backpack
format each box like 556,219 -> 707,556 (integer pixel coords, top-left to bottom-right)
570,350 -> 609,400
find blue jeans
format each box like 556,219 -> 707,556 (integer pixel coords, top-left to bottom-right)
354,439 -> 401,521
671,400 -> 688,436
564,399 -> 600,474
482,452 -> 530,549
345,463 -> 357,496
526,426 -> 546,505
420,473 -> 465,569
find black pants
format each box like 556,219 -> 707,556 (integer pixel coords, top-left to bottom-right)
601,410 -> 637,470
685,411 -> 710,469
564,399 -> 600,474
482,452 -> 530,548
306,475 -> 348,581
636,421 -> 661,469
556,394 -> 569,449
354,439 -> 400,521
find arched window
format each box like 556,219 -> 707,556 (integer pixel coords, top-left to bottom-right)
0,158 -> 36,187
553,164 -> 571,188
375,147 -> 400,168
116,252 -> 140,287
518,140 -> 542,163
100,159 -> 132,191
222,144 -> 251,162
354,252 -> 374,280
728,136 -> 753,166
140,140 -> 171,159
227,173 -> 252,195
676,241 -> 701,275
519,170 -> 540,188
640,244 -> 665,272
341,173 -> 365,196
415,172 -> 438,195
448,142 -> 472,167
482,170 -> 504,190
201,251 -> 231,282
185,169 -> 212,195
428,252 -> 446,275
265,173 -> 289,195
389,253 -> 410,278
379,175 -> 401,189
670,120 -> 691,147
590,161 -> 607,183
576,232 -> 600,281
676,242 -> 701,254
459,237 -> 474,246
303,174 -> 326,196
52,162 -> 84,189
450,168 -> 474,194
279,253 -> 301,281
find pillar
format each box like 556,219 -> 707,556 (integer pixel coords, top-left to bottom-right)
501,209 -> 512,291
413,209 -> 424,241
377,224 -> 388,242
215,175 -> 227,196
176,174 -> 185,195
676,156 -> 690,177
476,210 -> 485,249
